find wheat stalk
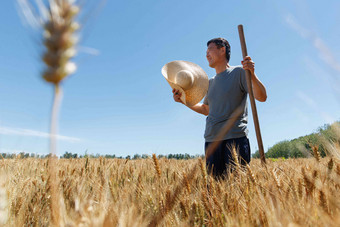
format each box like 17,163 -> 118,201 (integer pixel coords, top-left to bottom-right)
271,169 -> 281,189
199,158 -> 208,187
17,1 -> 81,225
318,190 -> 328,213
152,154 -> 161,178
183,173 -> 191,194
230,144 -> 240,170
328,158 -> 334,173
0,174 -> 8,225
148,163 -> 197,227
179,200 -> 188,219
246,164 -> 257,184
312,145 -> 321,162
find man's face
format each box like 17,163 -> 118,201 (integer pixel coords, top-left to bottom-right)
206,43 -> 225,68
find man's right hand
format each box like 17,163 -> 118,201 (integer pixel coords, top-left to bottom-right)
172,89 -> 183,104
172,88 -> 209,115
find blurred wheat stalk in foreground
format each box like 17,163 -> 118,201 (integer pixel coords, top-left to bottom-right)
17,0 -> 80,153
17,0 -> 81,225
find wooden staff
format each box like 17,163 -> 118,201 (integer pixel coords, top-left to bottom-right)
238,25 -> 266,165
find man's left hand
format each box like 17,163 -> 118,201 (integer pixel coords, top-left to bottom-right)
241,56 -> 255,75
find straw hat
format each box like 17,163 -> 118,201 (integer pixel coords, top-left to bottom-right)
162,60 -> 209,106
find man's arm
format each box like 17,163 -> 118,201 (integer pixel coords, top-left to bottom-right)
172,89 -> 209,116
188,103 -> 209,116
242,56 -> 267,102
250,73 -> 267,102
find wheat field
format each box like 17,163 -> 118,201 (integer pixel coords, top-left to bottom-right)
9,1 -> 340,226
0,152 -> 339,227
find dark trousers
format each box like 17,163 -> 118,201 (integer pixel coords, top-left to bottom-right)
205,136 -> 251,178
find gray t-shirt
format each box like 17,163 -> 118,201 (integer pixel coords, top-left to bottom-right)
203,66 -> 248,142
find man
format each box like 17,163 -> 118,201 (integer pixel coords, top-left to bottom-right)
173,38 -> 267,178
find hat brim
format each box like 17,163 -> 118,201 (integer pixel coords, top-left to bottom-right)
162,60 -> 208,106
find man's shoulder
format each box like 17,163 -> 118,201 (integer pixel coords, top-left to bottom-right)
229,65 -> 245,73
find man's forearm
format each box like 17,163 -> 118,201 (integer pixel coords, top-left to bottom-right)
251,73 -> 267,102
187,103 -> 209,116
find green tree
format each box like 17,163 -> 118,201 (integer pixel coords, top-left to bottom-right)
266,140 -> 291,158
252,150 -> 260,159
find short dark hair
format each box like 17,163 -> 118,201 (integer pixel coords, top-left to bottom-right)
207,38 -> 231,62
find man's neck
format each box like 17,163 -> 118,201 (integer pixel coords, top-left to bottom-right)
214,62 -> 230,74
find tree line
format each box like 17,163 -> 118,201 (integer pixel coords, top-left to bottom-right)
252,121 -> 339,159
2,121 -> 338,160
0,151 -> 204,160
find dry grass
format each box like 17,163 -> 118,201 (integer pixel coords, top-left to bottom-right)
0,154 -> 339,226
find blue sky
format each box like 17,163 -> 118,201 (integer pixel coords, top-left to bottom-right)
0,0 -> 339,157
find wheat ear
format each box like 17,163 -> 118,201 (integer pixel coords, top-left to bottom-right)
19,1 -> 81,225
312,146 -> 321,162
152,154 -> 161,178
148,164 -> 197,226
